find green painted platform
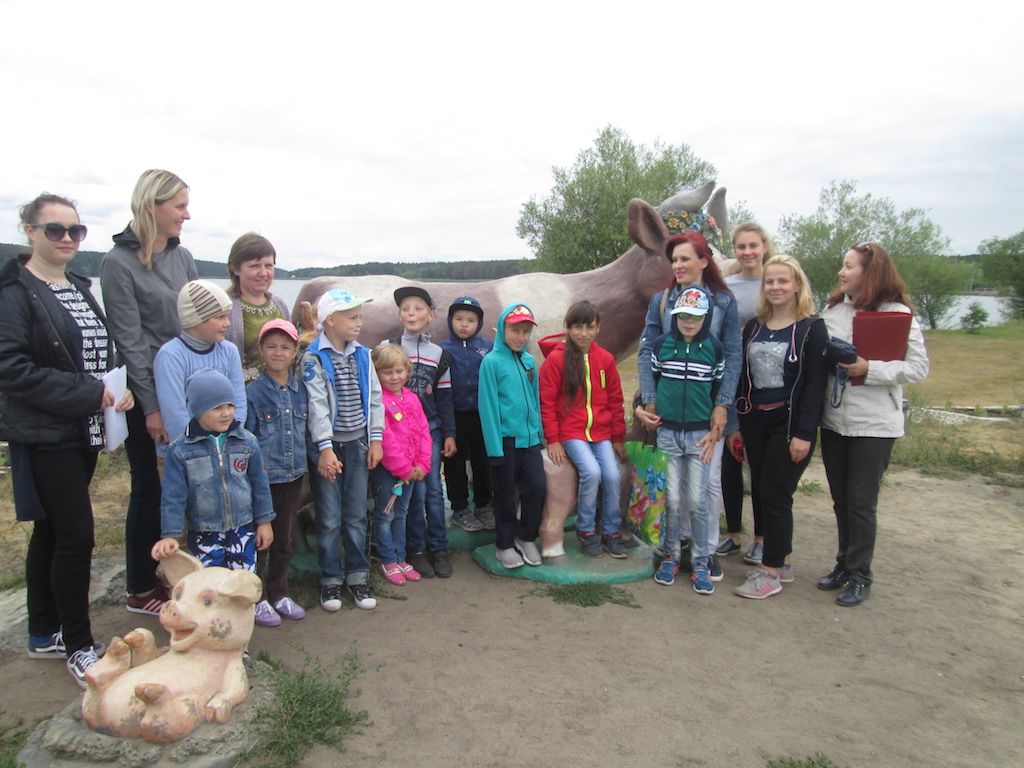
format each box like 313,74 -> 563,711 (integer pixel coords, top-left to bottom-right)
472,538 -> 655,584
446,514 -> 577,551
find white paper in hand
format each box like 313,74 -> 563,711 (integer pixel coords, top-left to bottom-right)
102,366 -> 129,452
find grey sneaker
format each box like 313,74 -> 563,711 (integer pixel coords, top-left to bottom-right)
67,645 -> 99,689
602,533 -> 628,559
734,568 -> 782,599
451,510 -> 484,532
779,563 -> 794,583
743,541 -> 764,565
474,507 -> 496,530
496,547 -> 525,569
707,554 -> 724,582
715,538 -> 742,556
577,530 -> 603,557
514,538 -> 542,566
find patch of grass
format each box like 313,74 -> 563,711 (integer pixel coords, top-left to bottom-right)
767,754 -> 843,768
0,720 -> 28,768
797,479 -> 823,495
530,582 -> 640,609
248,648 -> 368,768
895,414 -> 1024,486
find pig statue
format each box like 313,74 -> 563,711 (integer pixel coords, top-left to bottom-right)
82,552 -> 262,743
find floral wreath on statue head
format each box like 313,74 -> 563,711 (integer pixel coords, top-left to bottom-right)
660,209 -> 725,253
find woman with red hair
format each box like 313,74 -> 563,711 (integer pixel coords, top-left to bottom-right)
636,231 -> 741,581
818,242 -> 929,606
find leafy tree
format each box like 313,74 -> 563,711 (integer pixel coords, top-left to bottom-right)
778,180 -> 951,310
960,301 -> 989,333
900,253 -> 974,329
516,126 -> 716,273
979,230 -> 1024,318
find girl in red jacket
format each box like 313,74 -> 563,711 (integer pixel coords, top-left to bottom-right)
539,301 -> 628,558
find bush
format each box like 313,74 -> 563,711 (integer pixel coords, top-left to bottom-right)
960,301 -> 989,333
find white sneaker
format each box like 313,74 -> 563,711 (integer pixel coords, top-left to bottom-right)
496,547 -> 525,569
514,538 -> 542,566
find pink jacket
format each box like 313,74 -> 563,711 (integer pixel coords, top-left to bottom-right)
380,387 -> 432,480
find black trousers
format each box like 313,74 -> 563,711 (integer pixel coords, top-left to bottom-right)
820,428 -> 894,583
490,439 -> 546,550
124,402 -> 163,594
740,407 -> 814,569
25,446 -> 98,654
722,441 -> 759,536
443,409 -> 492,512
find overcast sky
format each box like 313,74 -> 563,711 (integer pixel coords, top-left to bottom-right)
2,0 -> 1021,270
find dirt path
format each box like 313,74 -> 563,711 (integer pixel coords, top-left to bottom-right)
2,462 -> 1022,768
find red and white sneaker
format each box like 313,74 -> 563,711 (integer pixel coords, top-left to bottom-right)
397,562 -> 421,582
381,562 -> 406,586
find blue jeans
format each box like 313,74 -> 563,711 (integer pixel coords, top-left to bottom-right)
405,426 -> 448,555
657,428 -> 711,568
310,438 -> 370,586
371,466 -> 413,565
562,439 -> 622,535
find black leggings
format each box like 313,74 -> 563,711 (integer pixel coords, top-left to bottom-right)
722,442 -> 759,536
123,403 -> 163,594
741,407 -> 814,569
25,446 -> 98,654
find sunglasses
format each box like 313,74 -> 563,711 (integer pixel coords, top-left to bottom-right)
852,241 -> 875,256
31,223 -> 88,243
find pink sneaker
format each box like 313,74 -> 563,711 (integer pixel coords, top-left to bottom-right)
381,562 -> 406,586
397,562 -> 422,582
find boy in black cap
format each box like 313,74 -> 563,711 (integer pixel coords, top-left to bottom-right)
390,286 -> 456,577
440,296 -> 494,531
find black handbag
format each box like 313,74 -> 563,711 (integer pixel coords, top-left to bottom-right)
825,337 -> 858,407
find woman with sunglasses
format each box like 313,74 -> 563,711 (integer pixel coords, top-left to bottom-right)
818,242 -> 929,606
224,232 -> 291,382
732,255 -> 828,599
101,170 -> 197,616
0,194 -> 134,687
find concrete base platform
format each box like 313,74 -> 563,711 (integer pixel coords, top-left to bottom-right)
471,538 -> 655,585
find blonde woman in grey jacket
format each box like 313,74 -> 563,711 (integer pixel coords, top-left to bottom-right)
818,242 -> 929,606
100,170 -> 197,615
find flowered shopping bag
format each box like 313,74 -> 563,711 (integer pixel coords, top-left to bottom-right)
624,439 -> 667,547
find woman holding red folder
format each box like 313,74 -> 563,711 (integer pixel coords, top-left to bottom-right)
818,242 -> 929,606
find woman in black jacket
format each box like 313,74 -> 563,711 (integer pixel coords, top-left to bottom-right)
0,193 -> 134,687
731,254 -> 828,600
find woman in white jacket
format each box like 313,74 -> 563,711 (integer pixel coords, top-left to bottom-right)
818,242 -> 929,606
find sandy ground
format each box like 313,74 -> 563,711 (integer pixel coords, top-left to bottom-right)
1,460 -> 1022,768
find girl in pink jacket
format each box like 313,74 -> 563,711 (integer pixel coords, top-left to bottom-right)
371,344 -> 433,585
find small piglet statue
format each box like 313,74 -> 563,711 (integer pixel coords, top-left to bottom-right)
82,551 -> 261,743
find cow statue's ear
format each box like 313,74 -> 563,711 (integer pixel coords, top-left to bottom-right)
156,551 -> 204,587
628,198 -> 669,255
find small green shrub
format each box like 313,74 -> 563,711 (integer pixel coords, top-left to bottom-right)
530,582 -> 640,608
960,301 -> 989,333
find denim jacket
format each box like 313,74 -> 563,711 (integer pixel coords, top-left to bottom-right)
245,370 -> 309,484
160,419 -> 275,538
637,284 -> 741,434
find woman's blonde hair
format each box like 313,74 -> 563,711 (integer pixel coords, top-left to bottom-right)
130,169 -> 188,270
756,254 -> 816,322
372,343 -> 411,372
731,221 -> 775,262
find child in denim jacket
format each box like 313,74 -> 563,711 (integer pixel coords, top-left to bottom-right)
152,368 -> 274,571
245,319 -> 309,627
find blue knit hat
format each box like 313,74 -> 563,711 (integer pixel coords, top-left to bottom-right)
186,369 -> 235,419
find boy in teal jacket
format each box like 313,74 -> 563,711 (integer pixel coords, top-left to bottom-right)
478,303 -> 546,570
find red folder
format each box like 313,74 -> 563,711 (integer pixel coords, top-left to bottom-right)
850,311 -> 912,385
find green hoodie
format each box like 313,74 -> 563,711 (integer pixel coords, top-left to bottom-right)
478,304 -> 543,458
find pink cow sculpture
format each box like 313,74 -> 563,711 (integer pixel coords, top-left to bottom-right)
82,552 -> 261,743
291,182 -> 733,360
291,184 -> 733,560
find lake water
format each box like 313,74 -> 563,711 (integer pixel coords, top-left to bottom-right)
88,278 -> 1010,330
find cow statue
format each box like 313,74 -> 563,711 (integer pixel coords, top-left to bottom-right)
292,181 -> 733,360
82,552 -> 262,743
292,184 -> 733,562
